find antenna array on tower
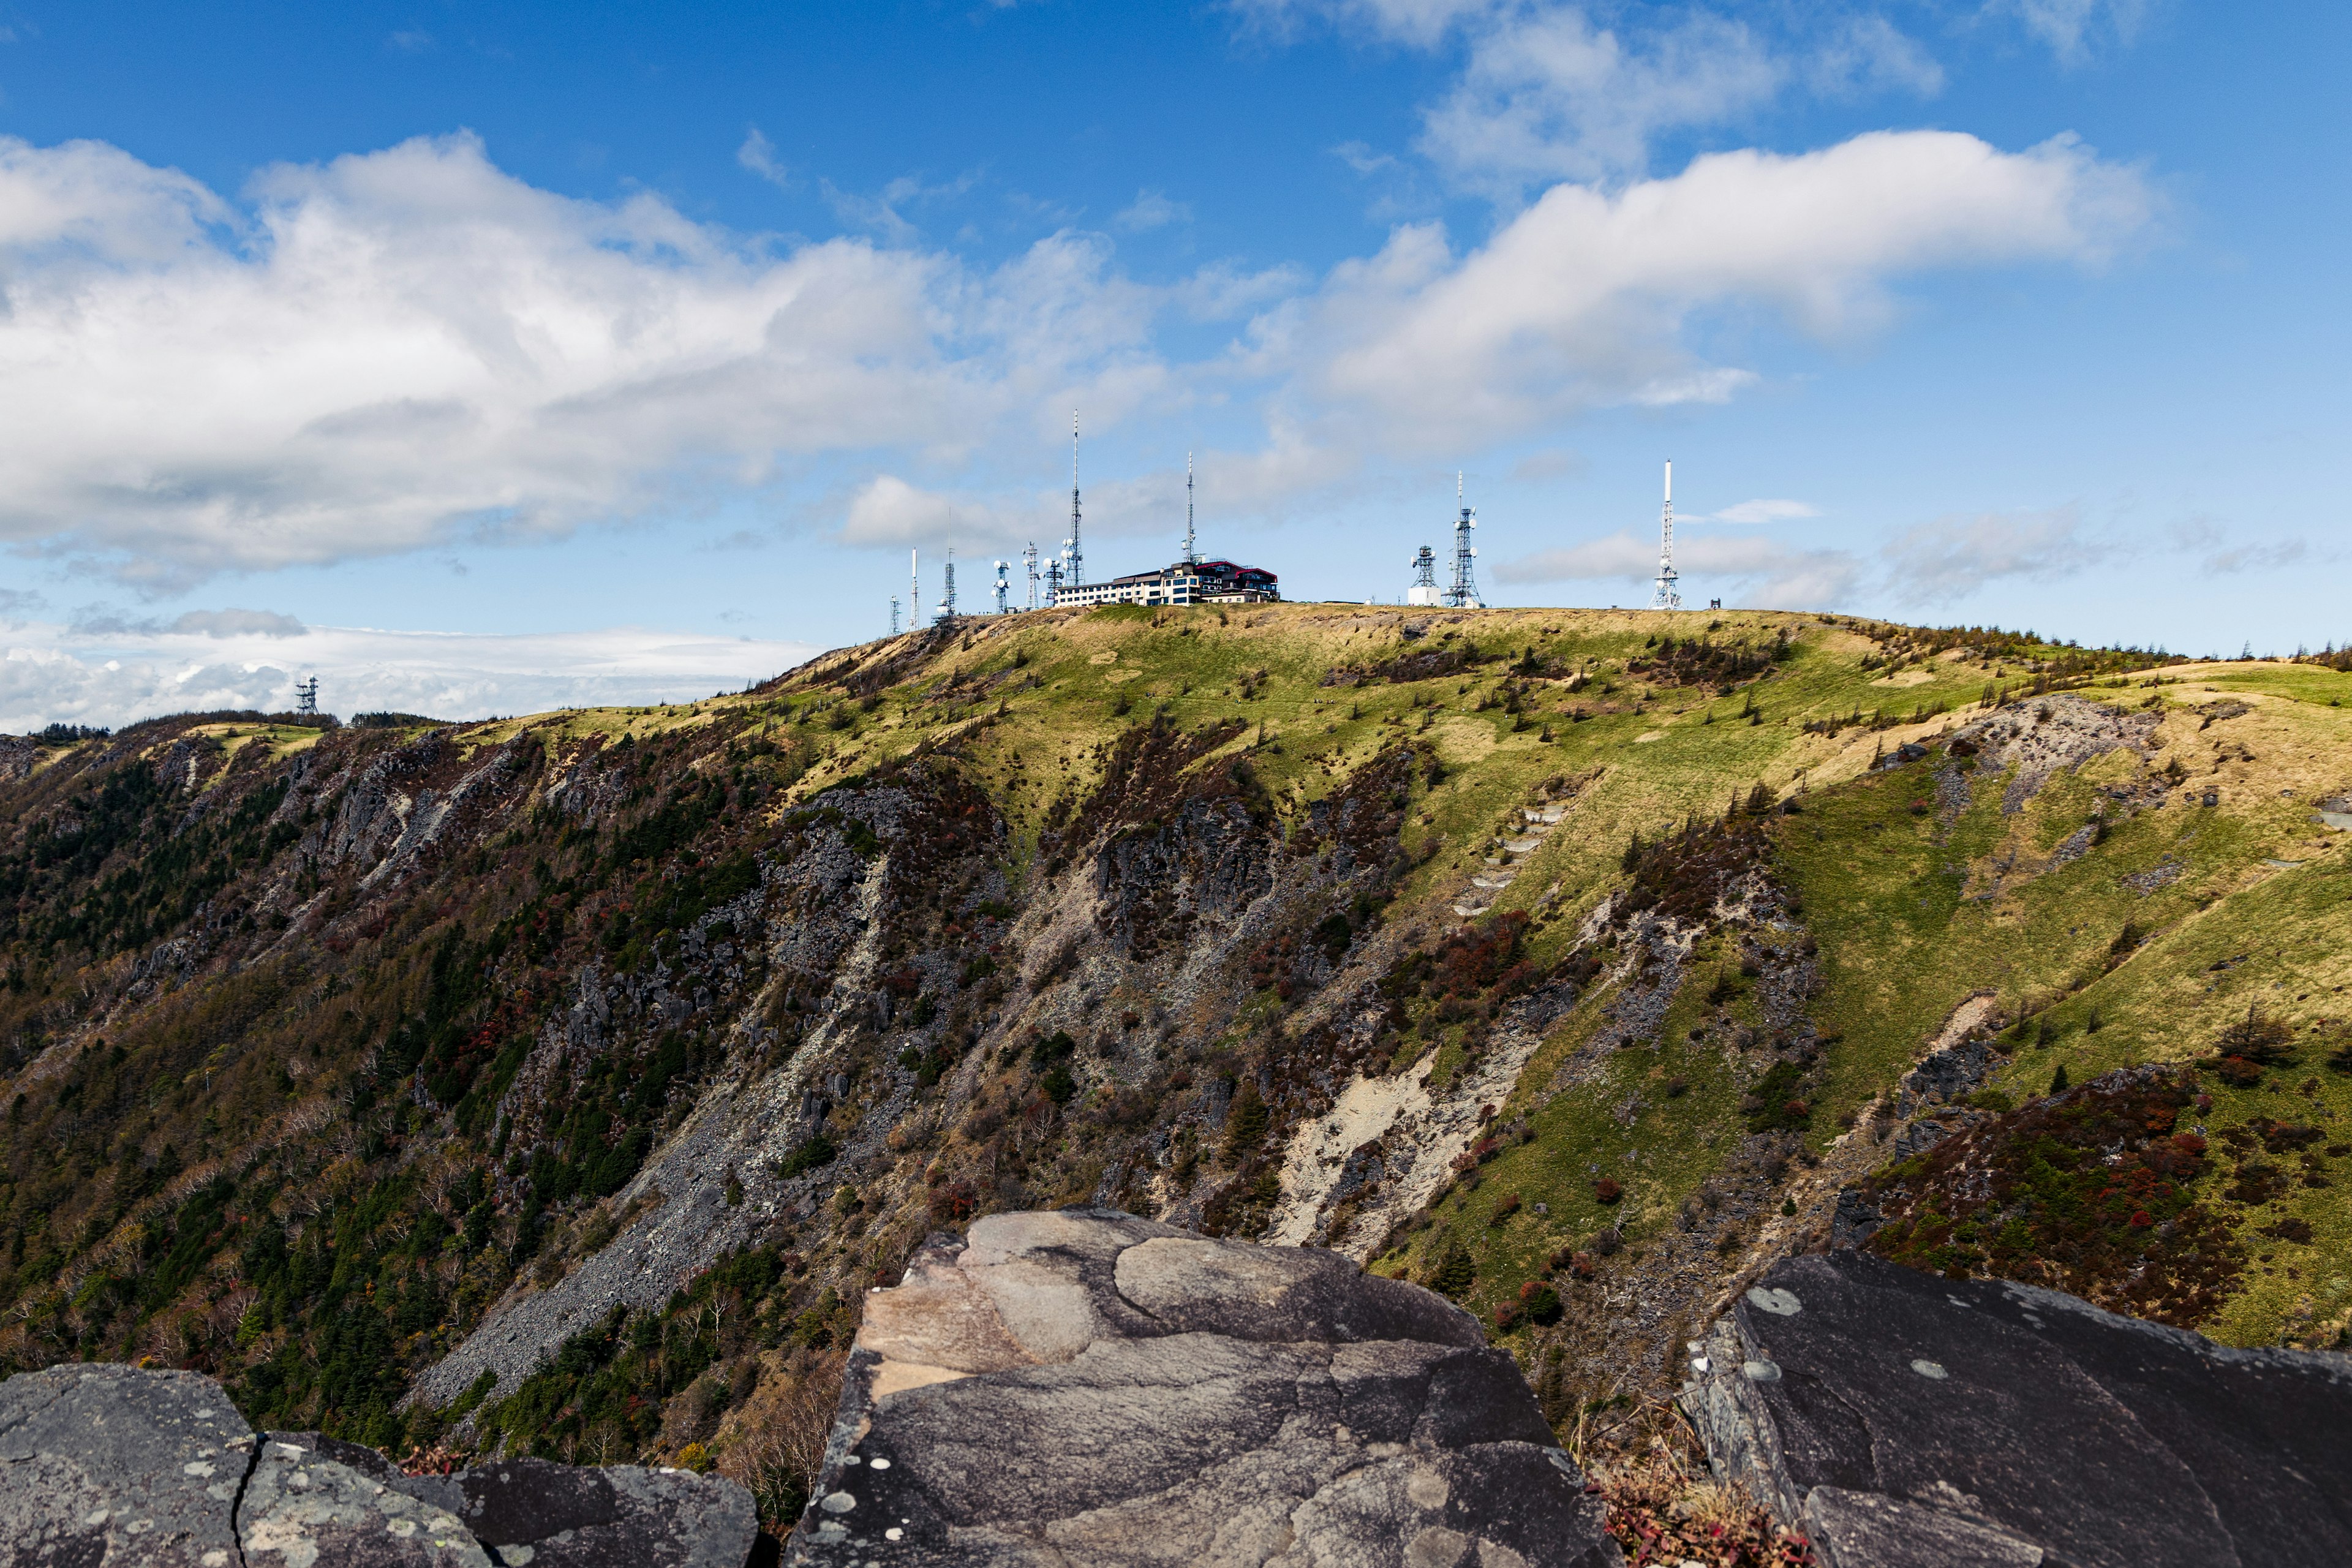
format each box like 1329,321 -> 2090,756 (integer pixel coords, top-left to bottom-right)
1061,410 -> 1084,590
1650,460 -> 1682,611
1444,473 -> 1483,609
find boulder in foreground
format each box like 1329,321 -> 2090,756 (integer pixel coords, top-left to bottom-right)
788,1207 -> 1617,1567
0,1360 -> 761,1567
1684,1251 -> 2352,1568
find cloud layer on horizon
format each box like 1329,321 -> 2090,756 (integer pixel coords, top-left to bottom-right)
0,617 -> 816,731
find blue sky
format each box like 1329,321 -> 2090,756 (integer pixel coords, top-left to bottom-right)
0,1 -> 2343,724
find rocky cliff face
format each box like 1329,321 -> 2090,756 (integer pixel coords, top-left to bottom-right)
787,1208 -> 1617,1567
0,608 -> 2346,1531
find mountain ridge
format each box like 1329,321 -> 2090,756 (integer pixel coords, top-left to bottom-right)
1,601 -> 2346,1529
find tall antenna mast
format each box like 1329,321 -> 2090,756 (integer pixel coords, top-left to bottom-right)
294,676 -> 319,716
890,596 -> 900,636
993,559 -> 1011,614
1650,459 -> 1681,611
1444,472 -> 1482,608
910,549 -> 919,629
1022,541 -> 1039,609
1184,451 -> 1196,566
1064,410 -> 1084,588
936,546 -> 957,625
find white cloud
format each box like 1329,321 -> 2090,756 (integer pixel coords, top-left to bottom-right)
1420,7 -> 1784,190
1250,4 -> 1943,194
737,127 -> 790,189
1879,505 -> 2095,603
1283,129 -> 2151,453
1229,0 -> 1498,48
1494,529 -> 1857,608
1698,499 -> 1819,524
0,123 -> 2154,622
1997,0 -> 2150,66
1810,15 -> 1945,99
1,619 -> 816,731
1115,189 -> 1191,232
0,133 -> 1161,588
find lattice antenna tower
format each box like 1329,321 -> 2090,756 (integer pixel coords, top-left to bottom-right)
1063,410 -> 1084,588
1445,472 -> 1482,608
910,550 -> 919,630
935,546 -> 957,625
993,559 -> 1011,614
1184,451 -> 1197,567
1650,459 -> 1681,611
890,597 -> 900,637
294,676 -> 319,715
1412,547 -> 1436,590
1022,541 -> 1039,609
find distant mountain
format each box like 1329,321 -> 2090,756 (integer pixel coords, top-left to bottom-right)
1,602 -> 2345,1532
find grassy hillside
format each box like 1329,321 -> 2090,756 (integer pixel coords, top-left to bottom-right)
0,601 -> 2345,1517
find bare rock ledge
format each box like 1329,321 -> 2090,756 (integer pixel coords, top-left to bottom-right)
786,1207 -> 1618,1568
0,1361 -> 760,1567
1684,1251 -> 2352,1568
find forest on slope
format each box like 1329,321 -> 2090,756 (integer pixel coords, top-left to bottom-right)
1,601 -> 2347,1526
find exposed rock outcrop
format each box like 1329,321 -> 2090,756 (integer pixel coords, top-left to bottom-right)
1683,1251 -> 2352,1568
0,1362 -> 761,1567
789,1208 -> 1617,1567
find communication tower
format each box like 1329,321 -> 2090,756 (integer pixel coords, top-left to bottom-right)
890,597 -> 900,636
993,559 -> 1011,614
910,549 -> 919,628
1043,557 -> 1064,604
935,547 -> 957,626
1650,459 -> 1681,611
294,676 -> 320,715
1063,410 -> 1084,589
1444,473 -> 1482,609
1408,546 -> 1441,607
1184,451 -> 1197,566
1022,541 -> 1040,609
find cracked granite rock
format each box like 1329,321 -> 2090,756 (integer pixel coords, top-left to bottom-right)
786,1208 -> 1618,1567
1683,1251 -> 2352,1568
0,1365 -> 762,1568
241,1433 -> 491,1567
0,1361 -> 252,1567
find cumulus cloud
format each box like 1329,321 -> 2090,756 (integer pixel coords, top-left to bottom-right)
0,132 -> 1154,587
0,119 -> 2152,602
2,619 -> 816,731
1282,129 -> 2150,453
1879,505 -> 2097,603
1495,529 -> 1857,608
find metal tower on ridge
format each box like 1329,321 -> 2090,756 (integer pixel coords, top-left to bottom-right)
1651,459 -> 1681,611
1183,451 -> 1197,566
993,559 -> 1011,614
1444,472 -> 1482,609
293,676 -> 319,715
1062,410 -> 1084,589
935,546 -> 957,625
910,550 -> 919,630
890,597 -> 900,636
1022,541 -> 1039,610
